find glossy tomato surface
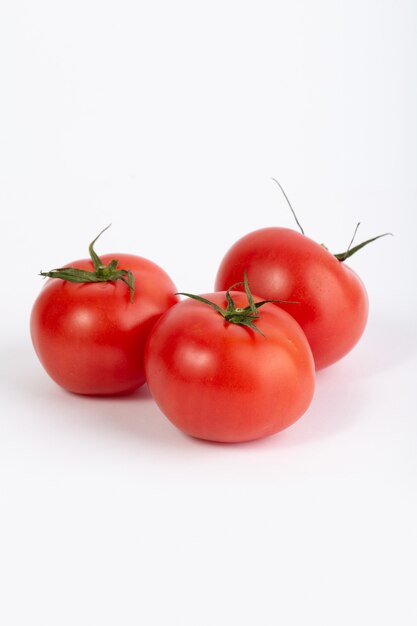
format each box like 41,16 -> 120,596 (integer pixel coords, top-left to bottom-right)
145,291 -> 315,443
31,254 -> 178,395
215,228 -> 368,370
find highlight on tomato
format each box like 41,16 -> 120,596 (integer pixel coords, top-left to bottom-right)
145,275 -> 315,443
215,179 -> 392,370
31,226 -> 179,395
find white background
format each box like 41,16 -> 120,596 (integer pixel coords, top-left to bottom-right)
1,1 -> 416,624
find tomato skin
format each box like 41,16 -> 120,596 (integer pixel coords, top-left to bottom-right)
145,291 -> 315,443
31,254 -> 178,395
215,228 -> 368,370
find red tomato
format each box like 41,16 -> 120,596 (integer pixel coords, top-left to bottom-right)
215,227 -> 368,370
31,253 -> 178,395
145,290 -> 315,443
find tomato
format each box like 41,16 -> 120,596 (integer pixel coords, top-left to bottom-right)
31,231 -> 178,395
145,287 -> 315,443
215,227 -> 370,370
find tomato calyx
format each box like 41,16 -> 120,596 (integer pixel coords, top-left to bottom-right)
333,223 -> 393,262
39,225 -> 135,302
178,273 -> 296,336
272,177 -> 392,262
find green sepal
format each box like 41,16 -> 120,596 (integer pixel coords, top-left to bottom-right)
243,271 -> 258,317
39,225 -> 135,303
177,273 -> 296,337
176,293 -> 227,317
41,268 -> 109,283
334,224 -> 393,262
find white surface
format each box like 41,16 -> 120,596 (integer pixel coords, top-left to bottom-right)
1,1 -> 416,624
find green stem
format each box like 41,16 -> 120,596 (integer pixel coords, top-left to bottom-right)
271,177 -> 305,235
271,177 -> 392,262
177,272 -> 297,336
40,226 -> 135,302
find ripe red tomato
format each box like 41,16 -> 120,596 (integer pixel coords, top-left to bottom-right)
145,289 -> 315,443
215,227 -> 369,370
31,250 -> 178,395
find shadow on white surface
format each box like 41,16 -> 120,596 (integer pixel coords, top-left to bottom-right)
1,345 -> 184,451
279,312 -> 417,445
76,385 -> 188,449
1,352 -> 358,454
4,311 -> 415,453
